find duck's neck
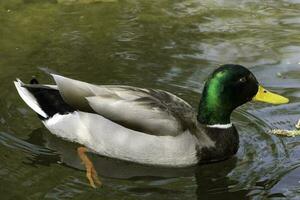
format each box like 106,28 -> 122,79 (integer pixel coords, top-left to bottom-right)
197,103 -> 232,125
197,90 -> 233,126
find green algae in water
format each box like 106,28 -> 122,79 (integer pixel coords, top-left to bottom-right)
270,119 -> 300,137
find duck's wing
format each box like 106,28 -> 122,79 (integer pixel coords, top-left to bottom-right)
52,74 -> 196,136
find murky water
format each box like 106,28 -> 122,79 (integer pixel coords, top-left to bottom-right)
1,0 -> 300,199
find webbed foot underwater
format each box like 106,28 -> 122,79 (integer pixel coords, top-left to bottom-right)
14,64 -> 289,187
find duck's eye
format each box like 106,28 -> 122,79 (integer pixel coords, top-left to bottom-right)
239,77 -> 247,83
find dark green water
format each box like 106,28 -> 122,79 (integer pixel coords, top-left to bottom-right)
1,0 -> 300,199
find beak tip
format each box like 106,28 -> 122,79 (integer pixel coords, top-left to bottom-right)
281,97 -> 289,104
285,99 -> 290,104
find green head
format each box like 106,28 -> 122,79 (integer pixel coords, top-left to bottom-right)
197,64 -> 289,125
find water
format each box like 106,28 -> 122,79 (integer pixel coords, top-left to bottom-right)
1,0 -> 300,199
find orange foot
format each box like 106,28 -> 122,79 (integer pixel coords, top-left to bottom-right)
77,147 -> 102,188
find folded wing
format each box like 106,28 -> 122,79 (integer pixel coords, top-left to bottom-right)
52,74 -> 195,136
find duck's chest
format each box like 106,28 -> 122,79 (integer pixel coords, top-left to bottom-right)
196,126 -> 239,163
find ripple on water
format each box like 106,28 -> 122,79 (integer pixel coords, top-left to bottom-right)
1,0 -> 300,199
228,101 -> 300,199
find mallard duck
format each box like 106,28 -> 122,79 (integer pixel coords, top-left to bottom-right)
14,64 -> 289,187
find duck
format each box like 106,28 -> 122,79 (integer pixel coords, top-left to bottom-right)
14,64 -> 289,188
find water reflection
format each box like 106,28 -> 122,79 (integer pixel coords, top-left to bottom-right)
0,128 -> 240,198
195,159 -> 249,199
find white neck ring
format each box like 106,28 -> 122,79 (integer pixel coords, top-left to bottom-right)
206,123 -> 233,129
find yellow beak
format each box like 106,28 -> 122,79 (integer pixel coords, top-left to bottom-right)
252,85 -> 289,104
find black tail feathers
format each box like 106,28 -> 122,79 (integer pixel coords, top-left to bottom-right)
26,79 -> 75,119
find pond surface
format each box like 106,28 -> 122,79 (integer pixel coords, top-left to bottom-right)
1,0 -> 300,199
